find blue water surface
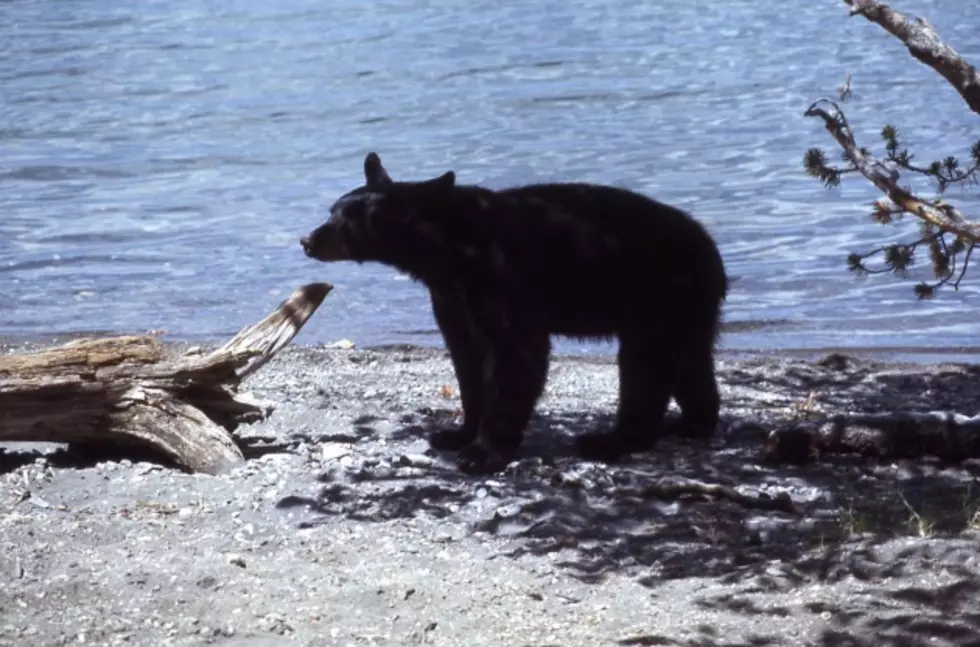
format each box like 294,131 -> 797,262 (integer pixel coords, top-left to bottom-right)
2,0 -> 978,361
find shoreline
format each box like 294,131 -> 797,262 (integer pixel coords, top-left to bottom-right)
4,330 -> 980,367
3,341 -> 980,645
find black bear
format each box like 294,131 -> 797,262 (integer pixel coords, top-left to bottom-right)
301,153 -> 728,474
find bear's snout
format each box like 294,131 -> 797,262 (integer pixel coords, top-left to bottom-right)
300,232 -> 324,260
300,234 -> 326,260
300,226 -> 351,262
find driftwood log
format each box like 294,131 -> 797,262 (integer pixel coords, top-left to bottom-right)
765,411 -> 980,465
0,282 -> 332,474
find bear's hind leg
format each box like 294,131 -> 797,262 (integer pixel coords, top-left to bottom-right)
576,336 -> 671,463
428,290 -> 484,452
457,329 -> 551,474
669,340 -> 720,439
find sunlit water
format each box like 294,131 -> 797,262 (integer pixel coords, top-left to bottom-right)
2,0 -> 979,361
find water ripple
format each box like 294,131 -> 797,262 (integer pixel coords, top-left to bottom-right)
0,0 -> 977,356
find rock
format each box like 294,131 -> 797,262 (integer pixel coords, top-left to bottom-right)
320,443 -> 351,462
396,453 -> 435,468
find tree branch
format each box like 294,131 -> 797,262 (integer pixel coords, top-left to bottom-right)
804,99 -> 980,243
844,0 -> 980,114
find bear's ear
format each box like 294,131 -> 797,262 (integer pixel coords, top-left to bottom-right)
363,152 -> 392,187
434,170 -> 455,189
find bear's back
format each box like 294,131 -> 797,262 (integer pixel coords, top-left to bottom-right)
497,182 -> 709,246
441,181 -> 727,337
483,182 -> 724,284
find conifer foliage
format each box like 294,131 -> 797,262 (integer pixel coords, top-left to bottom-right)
804,0 -> 980,297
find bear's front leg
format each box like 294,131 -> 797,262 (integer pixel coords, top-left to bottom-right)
427,289 -> 485,452
456,329 -> 551,475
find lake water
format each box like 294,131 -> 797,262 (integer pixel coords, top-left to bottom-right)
2,0 -> 979,361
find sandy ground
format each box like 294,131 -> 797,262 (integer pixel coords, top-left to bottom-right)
3,343 -> 980,647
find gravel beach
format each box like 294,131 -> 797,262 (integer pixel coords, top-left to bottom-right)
3,342 -> 980,647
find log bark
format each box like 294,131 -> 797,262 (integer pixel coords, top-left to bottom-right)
764,411 -> 980,465
844,0 -> 980,115
0,282 -> 332,474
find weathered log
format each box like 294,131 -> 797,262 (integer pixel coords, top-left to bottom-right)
0,282 -> 333,474
764,411 -> 980,465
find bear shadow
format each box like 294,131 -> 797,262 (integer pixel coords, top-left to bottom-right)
278,395 -> 980,647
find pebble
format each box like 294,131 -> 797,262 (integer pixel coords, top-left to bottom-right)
396,453 -> 434,468
321,443 -> 352,462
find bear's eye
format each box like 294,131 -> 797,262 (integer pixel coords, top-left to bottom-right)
362,192 -> 387,217
331,192 -> 384,220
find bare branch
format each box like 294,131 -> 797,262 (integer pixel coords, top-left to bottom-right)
838,73 -> 853,101
844,0 -> 980,114
804,99 -> 980,243
955,243 -> 976,289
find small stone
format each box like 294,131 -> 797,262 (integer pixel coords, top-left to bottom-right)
196,576 -> 218,589
494,504 -> 522,518
397,454 -> 434,468
320,443 -> 351,462
27,496 -> 52,509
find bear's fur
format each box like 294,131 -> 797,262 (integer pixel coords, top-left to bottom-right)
301,152 -> 728,474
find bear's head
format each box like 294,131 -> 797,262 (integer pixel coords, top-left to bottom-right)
300,153 -> 457,274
